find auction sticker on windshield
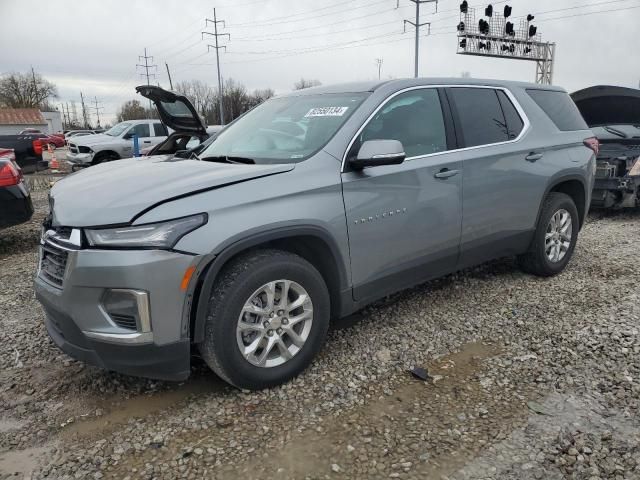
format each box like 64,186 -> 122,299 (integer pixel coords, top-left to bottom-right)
305,106 -> 349,117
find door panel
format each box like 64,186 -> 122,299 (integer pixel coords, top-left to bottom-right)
342,155 -> 462,302
446,87 -> 548,268
340,87 -> 463,304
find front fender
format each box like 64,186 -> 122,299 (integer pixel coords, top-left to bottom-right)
186,223 -> 350,344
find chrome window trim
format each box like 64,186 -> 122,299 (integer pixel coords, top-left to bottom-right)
341,84 -> 531,172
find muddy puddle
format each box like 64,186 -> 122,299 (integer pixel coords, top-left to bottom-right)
59,374 -> 223,442
0,445 -> 52,479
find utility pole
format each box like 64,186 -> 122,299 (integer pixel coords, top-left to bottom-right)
203,8 -> 230,125
79,92 -> 90,128
91,96 -> 104,128
165,62 -> 174,90
137,48 -> 158,116
401,0 -> 437,78
375,58 -> 384,80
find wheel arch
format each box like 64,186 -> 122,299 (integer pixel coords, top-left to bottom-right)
189,225 -> 350,344
540,175 -> 588,229
93,149 -> 121,162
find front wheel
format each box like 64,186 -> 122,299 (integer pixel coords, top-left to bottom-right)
518,192 -> 579,277
198,249 -> 330,390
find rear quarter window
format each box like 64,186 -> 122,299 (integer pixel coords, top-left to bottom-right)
527,89 -> 588,131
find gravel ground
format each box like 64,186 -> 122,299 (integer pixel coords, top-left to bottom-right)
0,185 -> 638,480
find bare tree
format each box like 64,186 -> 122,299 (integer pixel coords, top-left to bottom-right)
293,78 -> 322,90
0,71 -> 58,109
175,80 -> 215,120
117,100 -> 148,122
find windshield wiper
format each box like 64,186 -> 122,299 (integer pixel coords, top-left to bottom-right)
603,126 -> 628,138
201,155 -> 255,164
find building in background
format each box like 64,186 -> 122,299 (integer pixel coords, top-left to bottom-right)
0,108 -> 48,135
41,111 -> 63,134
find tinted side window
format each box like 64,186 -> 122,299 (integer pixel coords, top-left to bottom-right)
153,123 -> 168,136
526,89 -> 588,131
497,90 -> 524,139
129,123 -> 150,138
449,88 -> 509,147
356,88 -> 447,158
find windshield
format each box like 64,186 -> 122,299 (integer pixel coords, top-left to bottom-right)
105,122 -> 132,137
199,92 -> 369,164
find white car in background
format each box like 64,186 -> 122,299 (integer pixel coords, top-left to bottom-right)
66,119 -> 168,167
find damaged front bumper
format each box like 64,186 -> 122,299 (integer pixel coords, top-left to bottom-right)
591,176 -> 640,208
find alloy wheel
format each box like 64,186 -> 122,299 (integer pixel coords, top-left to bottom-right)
236,280 -> 313,368
545,208 -> 572,263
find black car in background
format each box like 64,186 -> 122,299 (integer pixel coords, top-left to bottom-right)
0,148 -> 33,229
572,85 -> 640,209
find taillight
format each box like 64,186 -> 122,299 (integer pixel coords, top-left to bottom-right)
0,149 -> 16,163
32,139 -> 43,156
583,137 -> 599,156
0,161 -> 22,187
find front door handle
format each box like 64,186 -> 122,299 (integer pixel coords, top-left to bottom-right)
525,152 -> 543,162
434,168 -> 460,179
143,140 -> 151,144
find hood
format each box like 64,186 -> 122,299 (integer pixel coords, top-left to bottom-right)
68,133 -> 114,147
50,156 -> 295,227
136,85 -> 207,135
571,85 -> 640,127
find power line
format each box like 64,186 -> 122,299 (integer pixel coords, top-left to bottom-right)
375,57 -> 384,79
137,48 -> 158,114
402,0 -> 437,78
165,62 -> 174,90
79,92 -> 90,129
91,96 -> 104,128
203,8 -> 230,125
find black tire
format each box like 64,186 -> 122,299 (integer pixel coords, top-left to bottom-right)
518,192 -> 579,277
91,152 -> 118,165
198,249 -> 330,390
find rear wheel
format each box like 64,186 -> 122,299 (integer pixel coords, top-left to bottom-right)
518,192 -> 579,277
198,249 -> 330,390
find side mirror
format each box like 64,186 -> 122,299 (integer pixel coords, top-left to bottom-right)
123,132 -> 133,140
350,140 -> 406,170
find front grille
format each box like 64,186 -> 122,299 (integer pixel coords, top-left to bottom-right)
40,241 -> 68,288
111,314 -> 138,331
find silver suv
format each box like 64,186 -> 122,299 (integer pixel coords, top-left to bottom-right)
35,79 -> 596,390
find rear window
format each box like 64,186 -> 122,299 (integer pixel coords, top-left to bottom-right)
497,90 -> 524,139
527,89 -> 588,131
449,87 -> 511,147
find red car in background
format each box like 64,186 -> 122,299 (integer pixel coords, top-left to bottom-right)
33,133 -> 65,149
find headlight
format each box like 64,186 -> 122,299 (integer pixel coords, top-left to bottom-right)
85,214 -> 207,248
78,146 -> 93,154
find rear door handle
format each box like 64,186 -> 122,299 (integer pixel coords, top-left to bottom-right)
434,168 -> 460,179
525,152 -> 543,162
143,140 -> 151,144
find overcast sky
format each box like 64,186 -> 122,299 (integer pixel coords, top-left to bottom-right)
1,0 -> 638,125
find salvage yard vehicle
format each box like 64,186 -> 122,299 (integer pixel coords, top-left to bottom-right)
137,84 -> 223,158
0,133 -> 47,173
572,85 -> 640,209
35,78 -> 596,390
0,148 -> 33,229
65,119 -> 168,167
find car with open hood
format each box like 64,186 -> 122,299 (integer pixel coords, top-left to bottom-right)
35,78 -> 596,390
572,85 -> 640,209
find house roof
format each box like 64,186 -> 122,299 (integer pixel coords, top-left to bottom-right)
0,108 -> 47,125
